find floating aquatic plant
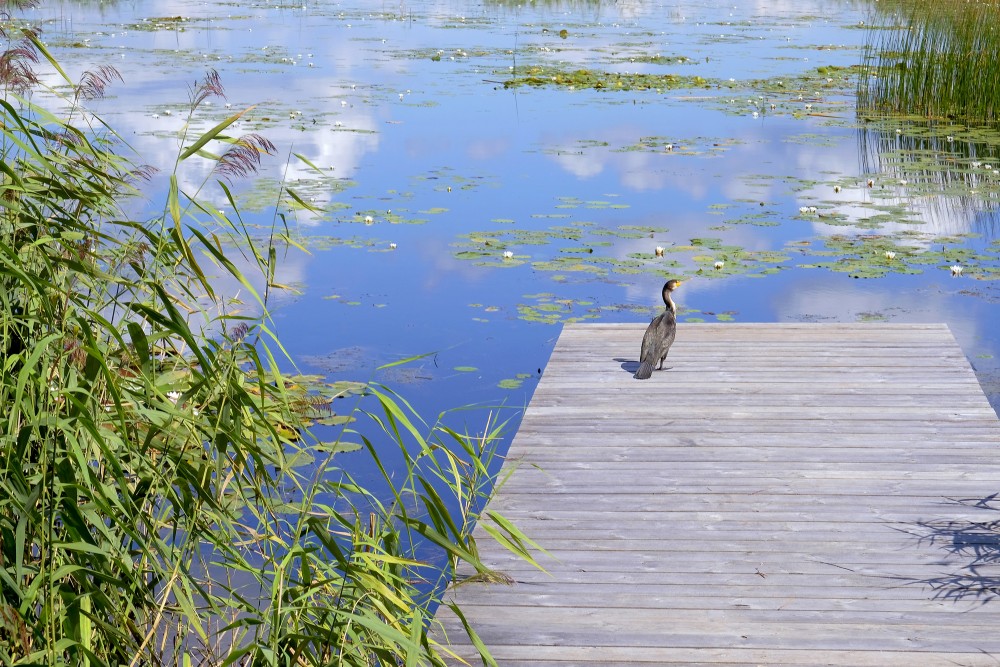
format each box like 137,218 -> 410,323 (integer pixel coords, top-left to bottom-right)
516,293 -> 600,325
793,231 -> 1000,280
498,374 -> 534,390
500,64 -> 714,92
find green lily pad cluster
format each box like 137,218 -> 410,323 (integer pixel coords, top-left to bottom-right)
517,292 -> 599,325
454,221 -> 669,277
251,373 -> 368,435
466,302 -> 503,323
451,213 -> 795,289
680,308 -> 740,323
500,64 -> 714,91
795,232 -> 1000,280
607,53 -> 695,66
236,175 -> 355,216
295,235 -> 380,251
552,196 -> 630,210
663,237 -> 788,279
398,46 -> 500,61
123,16 -> 204,32
498,373 -> 535,390
750,64 -> 860,96
616,135 -> 744,156
697,65 -> 863,119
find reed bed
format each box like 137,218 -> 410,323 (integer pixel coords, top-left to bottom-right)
0,7 -> 536,666
858,0 -> 1000,124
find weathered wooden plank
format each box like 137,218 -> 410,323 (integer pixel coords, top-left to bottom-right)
425,651 -> 1000,667
484,495 -> 997,514
556,322 -> 953,333
458,563 -> 967,587
521,406 -> 999,421
446,585 -> 1000,609
455,564 -> 1000,586
529,396 -> 992,410
516,421 -> 1000,435
436,619 -> 1000,652
546,352 -> 975,364
496,475 -> 1000,490
502,512 -> 1000,529
434,323 -> 1000,665
499,459 -> 1000,473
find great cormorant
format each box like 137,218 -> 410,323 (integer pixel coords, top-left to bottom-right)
634,279 -> 681,380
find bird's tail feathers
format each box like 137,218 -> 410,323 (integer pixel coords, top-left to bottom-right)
633,362 -> 653,380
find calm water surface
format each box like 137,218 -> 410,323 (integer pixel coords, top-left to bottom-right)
33,0 -> 1000,488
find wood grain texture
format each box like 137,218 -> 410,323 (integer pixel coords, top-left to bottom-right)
434,323 -> 1000,666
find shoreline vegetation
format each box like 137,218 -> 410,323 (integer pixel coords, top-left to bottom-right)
858,0 -> 1000,124
0,3 -> 537,665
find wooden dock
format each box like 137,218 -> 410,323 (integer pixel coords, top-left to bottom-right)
434,323 -> 1000,666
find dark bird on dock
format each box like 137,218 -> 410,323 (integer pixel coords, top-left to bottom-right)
634,279 -> 682,380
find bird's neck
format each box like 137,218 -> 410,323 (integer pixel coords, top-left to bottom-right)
664,294 -> 676,315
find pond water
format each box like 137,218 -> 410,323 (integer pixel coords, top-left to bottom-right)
34,0 -> 1000,490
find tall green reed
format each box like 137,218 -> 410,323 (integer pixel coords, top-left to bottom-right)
0,9 -> 538,666
858,0 -> 1000,124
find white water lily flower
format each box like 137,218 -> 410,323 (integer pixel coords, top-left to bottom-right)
951,265 -> 963,276
885,251 -> 896,260
364,215 -> 374,224
833,185 -> 841,193
867,178 -> 874,187
714,261 -> 724,270
389,243 -> 397,250
808,206 -> 817,214
655,246 -> 664,257
503,250 -> 514,259
799,206 -> 808,214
